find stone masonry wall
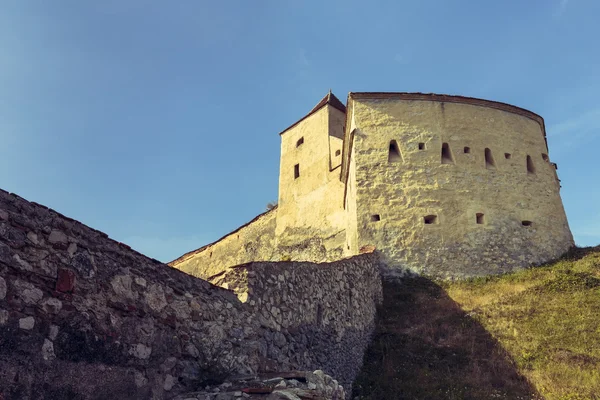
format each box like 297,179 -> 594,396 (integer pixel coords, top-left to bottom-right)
0,188 -> 381,400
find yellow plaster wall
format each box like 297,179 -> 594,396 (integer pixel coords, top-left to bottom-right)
346,98 -> 573,277
169,209 -> 277,279
275,105 -> 346,257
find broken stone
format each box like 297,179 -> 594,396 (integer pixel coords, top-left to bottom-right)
49,324 -> 59,340
0,309 -> 8,325
48,230 -> 68,245
160,356 -> 178,372
111,274 -> 138,300
134,370 -> 148,388
41,297 -> 63,314
27,231 -> 39,244
42,339 -> 55,360
19,316 -> 35,330
145,284 -> 167,312
67,242 -> 77,257
134,276 -> 147,287
13,280 -> 43,304
0,209 -> 8,221
164,374 -> 176,391
56,268 -> 76,293
0,277 -> 6,300
70,251 -> 96,279
130,343 -> 151,359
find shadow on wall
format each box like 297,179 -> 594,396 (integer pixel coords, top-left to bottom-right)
353,278 -> 541,400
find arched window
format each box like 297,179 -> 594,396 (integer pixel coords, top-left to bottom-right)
441,143 -> 454,164
485,148 -> 496,169
526,155 -> 536,174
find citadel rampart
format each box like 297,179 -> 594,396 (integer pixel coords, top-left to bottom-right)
171,92 -> 574,279
343,93 -> 574,277
0,188 -> 382,399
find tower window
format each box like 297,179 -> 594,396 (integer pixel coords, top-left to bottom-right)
522,220 -> 533,227
424,215 -> 437,225
542,153 -> 549,162
505,153 -> 512,159
388,140 -> 402,162
335,149 -> 341,156
418,142 -> 425,150
476,213 -> 485,224
371,214 -> 381,222
464,147 -> 471,154
485,148 -> 496,169
526,155 -> 536,174
294,164 -> 300,179
441,142 -> 454,164
296,137 -> 304,147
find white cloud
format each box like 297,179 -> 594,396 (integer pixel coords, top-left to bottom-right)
554,0 -> 570,17
547,107 -> 600,142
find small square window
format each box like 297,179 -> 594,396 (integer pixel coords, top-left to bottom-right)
424,215 -> 437,224
335,149 -> 341,156
476,213 -> 484,224
504,153 -> 512,159
464,147 -> 471,154
371,214 -> 381,222
296,137 -> 304,147
418,143 -> 425,150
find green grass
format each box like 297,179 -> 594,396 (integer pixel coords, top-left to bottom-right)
353,247 -> 600,400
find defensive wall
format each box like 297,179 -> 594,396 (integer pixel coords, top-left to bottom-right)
342,93 -> 574,277
0,188 -> 382,400
171,92 -> 574,280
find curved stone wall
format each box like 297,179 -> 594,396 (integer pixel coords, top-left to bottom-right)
344,94 -> 574,277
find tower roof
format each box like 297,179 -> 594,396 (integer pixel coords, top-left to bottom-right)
308,90 -> 347,114
279,91 -> 346,135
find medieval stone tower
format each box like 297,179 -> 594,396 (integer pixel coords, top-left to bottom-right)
170,92 -> 574,279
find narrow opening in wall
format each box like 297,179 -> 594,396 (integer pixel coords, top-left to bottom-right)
441,142 -> 454,164
476,213 -> 485,224
522,220 -> 533,227
424,215 -> 437,224
505,153 -> 512,159
335,149 -> 341,156
294,164 -> 300,179
418,142 -> 425,150
316,304 -> 323,325
542,153 -> 549,162
296,137 -> 304,147
464,146 -> 471,154
210,252 -> 213,258
527,155 -> 536,174
388,140 -> 402,163
371,214 -> 381,222
485,148 -> 496,169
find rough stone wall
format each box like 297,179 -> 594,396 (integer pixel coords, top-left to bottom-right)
170,209 -> 278,279
0,189 -> 381,399
345,97 -> 574,278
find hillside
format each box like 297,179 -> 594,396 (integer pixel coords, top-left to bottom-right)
353,247 -> 600,400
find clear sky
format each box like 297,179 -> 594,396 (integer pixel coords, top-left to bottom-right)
1,0 -> 598,262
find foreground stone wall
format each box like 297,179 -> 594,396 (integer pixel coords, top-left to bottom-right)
0,189 -> 381,399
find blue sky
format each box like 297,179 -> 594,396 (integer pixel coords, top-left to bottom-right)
1,0 -> 598,262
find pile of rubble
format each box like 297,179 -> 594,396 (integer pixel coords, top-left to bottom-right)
171,370 -> 345,400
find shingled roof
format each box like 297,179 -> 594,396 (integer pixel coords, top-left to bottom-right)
279,91 -> 346,135
308,90 -> 346,114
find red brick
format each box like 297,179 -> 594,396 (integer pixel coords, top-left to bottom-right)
56,268 -> 75,293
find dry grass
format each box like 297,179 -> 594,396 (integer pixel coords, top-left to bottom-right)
354,247 -> 600,399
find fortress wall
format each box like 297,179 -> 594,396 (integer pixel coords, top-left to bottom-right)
276,106 -> 346,253
0,189 -> 381,399
170,208 -> 277,279
208,255 -> 382,391
347,97 -> 574,277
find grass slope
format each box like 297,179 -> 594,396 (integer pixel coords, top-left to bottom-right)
353,247 -> 600,400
